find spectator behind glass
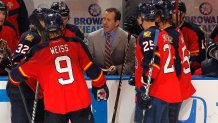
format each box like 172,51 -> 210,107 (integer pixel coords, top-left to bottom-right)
2,0 -> 29,36
0,1 -> 18,75
87,8 -> 136,75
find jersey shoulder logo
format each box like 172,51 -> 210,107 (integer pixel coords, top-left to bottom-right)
143,31 -> 151,38
25,34 -> 34,42
169,36 -> 173,43
162,34 -> 170,43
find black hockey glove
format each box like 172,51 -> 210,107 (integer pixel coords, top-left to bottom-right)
92,84 -> 109,101
136,86 -> 152,109
0,55 -> 12,70
142,75 -> 154,85
128,73 -> 135,86
123,16 -> 143,37
12,54 -> 25,63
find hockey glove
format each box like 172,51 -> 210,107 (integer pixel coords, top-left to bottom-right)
0,39 -> 11,58
123,16 -> 142,36
92,84 -> 109,101
136,86 -> 152,109
128,73 -> 135,86
142,75 -> 154,85
0,55 -> 12,70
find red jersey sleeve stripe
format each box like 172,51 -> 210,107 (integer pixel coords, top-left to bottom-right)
190,52 -> 199,56
9,75 -> 20,86
155,52 -> 160,57
153,64 -> 160,70
93,71 -> 103,82
84,62 -> 93,71
190,50 -> 199,54
18,67 -> 30,78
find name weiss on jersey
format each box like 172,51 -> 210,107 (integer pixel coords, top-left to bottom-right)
50,44 -> 69,54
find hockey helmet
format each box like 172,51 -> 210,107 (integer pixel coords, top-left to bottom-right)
45,13 -> 63,32
31,8 -> 51,20
29,8 -> 52,31
155,0 -> 173,20
171,0 -> 187,13
50,1 -> 70,17
137,2 -> 156,20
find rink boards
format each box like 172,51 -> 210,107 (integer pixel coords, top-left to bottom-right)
0,75 -> 218,123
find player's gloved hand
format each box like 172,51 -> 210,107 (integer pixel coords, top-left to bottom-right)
92,84 -> 109,101
142,75 -> 154,85
12,54 -> 25,63
128,73 -> 135,86
0,55 -> 12,70
123,16 -> 142,37
136,86 -> 152,109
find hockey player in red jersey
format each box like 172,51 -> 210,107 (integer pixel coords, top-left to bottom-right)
0,1 -> 18,54
8,12 -> 108,123
170,1 -> 196,101
134,2 -> 183,123
0,1 -> 18,75
155,1 -> 196,122
171,0 -> 206,74
50,1 -> 84,40
5,8 -> 51,123
2,0 -> 29,36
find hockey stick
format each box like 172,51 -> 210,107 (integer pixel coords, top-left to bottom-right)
18,84 -> 32,123
111,33 -> 131,123
144,29 -> 159,98
31,82 -> 40,123
29,12 -> 47,123
3,68 -> 32,123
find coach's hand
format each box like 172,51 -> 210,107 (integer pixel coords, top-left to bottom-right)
108,65 -> 117,75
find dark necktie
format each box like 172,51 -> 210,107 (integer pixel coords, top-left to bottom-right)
105,33 -> 111,69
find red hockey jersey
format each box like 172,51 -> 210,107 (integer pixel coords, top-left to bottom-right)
179,22 -> 206,72
177,29 -> 196,100
135,27 -> 183,103
165,26 -> 196,101
10,37 -> 106,114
